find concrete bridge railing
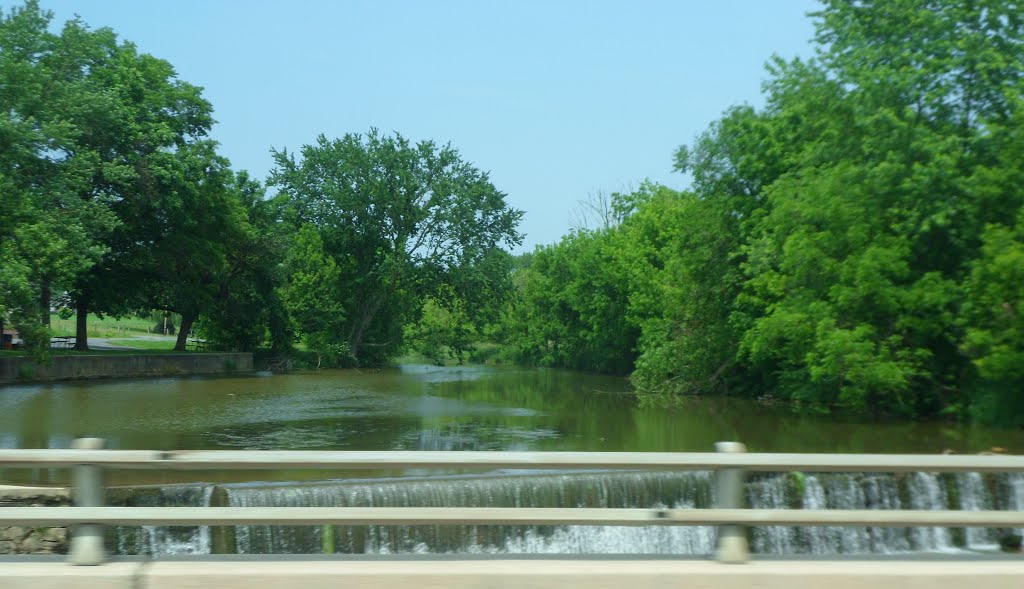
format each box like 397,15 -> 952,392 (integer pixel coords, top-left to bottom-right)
1,439 -> 1023,568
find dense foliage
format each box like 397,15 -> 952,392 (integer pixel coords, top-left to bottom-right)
270,131 -> 522,365
500,0 -> 1024,425
4,0 -> 1022,425
0,1 -> 272,353
0,2 -> 521,365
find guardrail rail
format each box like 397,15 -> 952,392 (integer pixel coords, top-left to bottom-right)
1,438 -> 1023,565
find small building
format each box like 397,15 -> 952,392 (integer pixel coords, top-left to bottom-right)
2,328 -> 20,350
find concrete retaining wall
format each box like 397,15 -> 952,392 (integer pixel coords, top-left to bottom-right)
0,353 -> 252,385
0,486 -> 70,555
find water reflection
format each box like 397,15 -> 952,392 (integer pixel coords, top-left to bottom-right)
1,364 -> 1022,485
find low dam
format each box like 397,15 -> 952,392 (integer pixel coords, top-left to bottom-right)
110,469 -> 1023,556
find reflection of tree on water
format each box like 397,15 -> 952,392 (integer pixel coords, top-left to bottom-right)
403,422 -> 561,452
2,366 -> 1024,485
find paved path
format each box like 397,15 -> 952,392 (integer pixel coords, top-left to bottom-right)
84,339 -> 136,350
50,337 -> 176,351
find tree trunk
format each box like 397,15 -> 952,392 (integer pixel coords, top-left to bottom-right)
175,311 -> 196,351
40,286 -> 51,327
75,299 -> 89,350
348,296 -> 384,361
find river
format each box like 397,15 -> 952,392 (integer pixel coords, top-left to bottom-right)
1,364 -> 1022,555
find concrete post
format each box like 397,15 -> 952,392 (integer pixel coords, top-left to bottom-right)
69,437 -> 106,565
714,441 -> 749,563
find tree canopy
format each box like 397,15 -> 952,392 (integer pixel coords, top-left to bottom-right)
1,2 -> 522,365
271,130 -> 522,364
500,0 -> 1024,425
1,1 -> 254,353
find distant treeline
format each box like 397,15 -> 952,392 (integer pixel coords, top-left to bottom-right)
487,0 -> 1024,425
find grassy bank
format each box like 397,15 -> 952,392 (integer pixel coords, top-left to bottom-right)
47,314 -> 173,338
104,338 -> 177,350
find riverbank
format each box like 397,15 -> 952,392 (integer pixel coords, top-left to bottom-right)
0,352 -> 253,385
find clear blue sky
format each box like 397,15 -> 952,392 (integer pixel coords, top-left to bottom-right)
15,0 -> 819,251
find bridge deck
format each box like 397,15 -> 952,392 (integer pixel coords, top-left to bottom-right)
4,558 -> 1023,589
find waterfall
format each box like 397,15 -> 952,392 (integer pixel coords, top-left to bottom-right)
957,472 -> 997,549
112,471 -> 1024,556
746,471 -> 795,554
907,472 -> 954,551
1000,472 -> 1024,538
110,485 -> 214,555
226,471 -> 714,555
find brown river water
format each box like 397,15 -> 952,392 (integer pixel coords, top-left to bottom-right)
1,364 -> 1020,486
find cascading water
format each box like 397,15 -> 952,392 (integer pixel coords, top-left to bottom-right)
1011,475 -> 1024,530
957,472 -> 997,549
225,471 -> 715,555
110,470 -> 1024,557
110,485 -> 214,555
907,472 -> 954,551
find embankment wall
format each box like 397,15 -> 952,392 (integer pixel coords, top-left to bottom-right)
0,486 -> 69,555
0,353 -> 252,385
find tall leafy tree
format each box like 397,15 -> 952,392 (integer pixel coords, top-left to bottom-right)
2,1 -> 248,353
960,102 -> 1024,425
64,26 -> 216,349
271,130 -> 522,364
621,186 -> 745,399
962,209 -> 1024,426
725,0 -> 1024,416
139,141 -> 248,351
506,227 -> 637,374
502,0 -> 1024,423
197,172 -> 291,353
279,224 -> 348,362
0,1 -> 117,353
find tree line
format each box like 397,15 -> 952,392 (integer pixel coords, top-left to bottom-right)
491,0 -> 1024,426
0,1 -> 521,362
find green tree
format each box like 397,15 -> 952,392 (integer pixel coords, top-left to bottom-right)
271,130 -> 522,364
505,225 -> 638,374
722,0 -> 1024,416
962,210 -> 1024,426
0,1 -> 223,351
137,141 -> 251,351
504,0 -> 1024,422
620,186 -> 745,400
59,15 -> 216,349
0,1 -> 117,355
405,297 -> 477,365
279,224 -> 350,364
196,172 -> 291,353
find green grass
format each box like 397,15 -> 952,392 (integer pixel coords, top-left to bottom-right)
104,338 -> 177,350
48,313 -> 163,338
